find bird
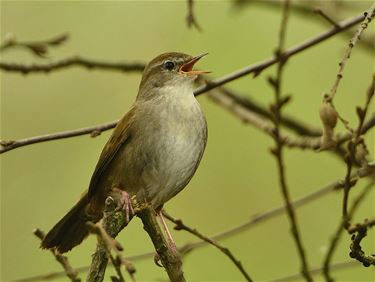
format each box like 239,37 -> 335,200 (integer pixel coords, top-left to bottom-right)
41,52 -> 209,253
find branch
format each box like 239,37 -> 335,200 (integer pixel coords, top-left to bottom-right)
0,33 -> 69,57
269,1 -> 312,281
233,0 -> 374,52
194,11 -> 369,96
32,228 -> 81,282
186,0 -> 202,31
323,182 -> 374,281
0,57 -> 145,74
163,211 -> 254,282
313,8 -> 340,28
207,87 -> 375,157
271,261 -> 358,282
137,207 -> 185,282
342,75 -> 375,224
216,87 -> 321,137
326,4 -> 375,102
87,196 -> 135,282
0,120 -> 118,154
347,218 -> 375,267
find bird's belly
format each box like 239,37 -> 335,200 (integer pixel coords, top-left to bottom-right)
119,103 -> 206,207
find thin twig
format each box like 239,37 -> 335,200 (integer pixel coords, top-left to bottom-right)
323,182 -> 375,281
233,0 -> 374,52
194,11 -> 369,96
32,228 -> 81,282
186,0 -> 202,31
327,5 -> 375,102
0,57 -> 145,74
347,218 -> 375,267
342,75 -> 375,223
0,120 -> 118,154
217,87 -> 322,137
207,88 -> 375,160
0,33 -> 69,57
163,211 -> 254,282
313,8 -> 340,28
271,261 -> 358,282
270,1 -> 312,281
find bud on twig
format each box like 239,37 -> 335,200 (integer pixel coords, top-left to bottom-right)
319,95 -> 338,150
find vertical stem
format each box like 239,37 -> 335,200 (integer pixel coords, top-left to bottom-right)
138,207 -> 185,282
271,1 -> 312,281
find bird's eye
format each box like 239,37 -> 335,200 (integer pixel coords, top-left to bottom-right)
163,60 -> 175,71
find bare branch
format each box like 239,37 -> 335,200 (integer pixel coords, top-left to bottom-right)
163,211 -> 254,282
271,261 -> 358,282
0,120 -> 118,154
0,57 -> 145,74
326,5 -> 375,102
342,75 -> 375,224
138,207 -> 185,282
216,87 -> 321,137
87,196 -> 135,282
32,228 -> 81,282
313,8 -> 340,28
207,88 -> 375,156
186,0 -> 202,31
194,11 -> 370,96
347,218 -> 375,267
269,1 -> 312,281
0,33 -> 69,57
233,0 -> 374,52
323,182 -> 374,281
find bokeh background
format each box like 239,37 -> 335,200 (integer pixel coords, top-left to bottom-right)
1,1 -> 374,281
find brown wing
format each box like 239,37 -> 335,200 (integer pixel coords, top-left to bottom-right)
88,107 -> 136,197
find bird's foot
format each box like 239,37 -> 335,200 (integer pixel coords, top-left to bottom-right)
120,191 -> 135,224
112,188 -> 135,224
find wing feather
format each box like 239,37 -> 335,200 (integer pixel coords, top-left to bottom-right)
88,107 -> 136,197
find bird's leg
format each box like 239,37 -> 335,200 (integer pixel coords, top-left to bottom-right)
111,188 -> 135,224
157,210 -> 178,254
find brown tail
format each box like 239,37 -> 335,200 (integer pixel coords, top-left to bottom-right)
41,192 -> 100,253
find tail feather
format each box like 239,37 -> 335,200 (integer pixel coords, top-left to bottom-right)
41,193 -> 100,253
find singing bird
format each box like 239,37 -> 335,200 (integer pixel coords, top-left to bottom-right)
42,52 -> 209,253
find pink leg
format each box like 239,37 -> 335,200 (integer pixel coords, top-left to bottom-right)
157,211 -> 178,254
113,189 -> 134,224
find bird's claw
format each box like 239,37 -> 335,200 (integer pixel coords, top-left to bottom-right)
112,189 -> 135,225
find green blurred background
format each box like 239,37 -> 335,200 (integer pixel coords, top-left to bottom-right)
1,1 -> 374,281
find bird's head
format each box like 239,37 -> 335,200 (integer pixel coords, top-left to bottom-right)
138,52 -> 208,99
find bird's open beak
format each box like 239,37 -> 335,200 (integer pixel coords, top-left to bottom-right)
179,53 -> 210,75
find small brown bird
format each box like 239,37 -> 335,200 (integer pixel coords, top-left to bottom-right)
41,52 -> 208,253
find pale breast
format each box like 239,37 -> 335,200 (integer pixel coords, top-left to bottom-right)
120,89 -> 207,208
